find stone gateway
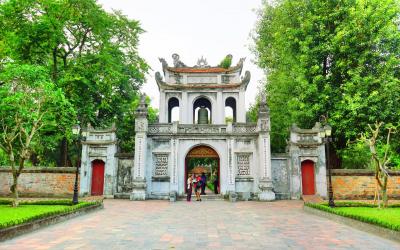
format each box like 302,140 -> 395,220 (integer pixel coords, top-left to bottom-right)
78,54 -> 328,201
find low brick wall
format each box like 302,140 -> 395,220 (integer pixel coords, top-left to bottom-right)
0,167 -> 78,197
332,169 -> 400,199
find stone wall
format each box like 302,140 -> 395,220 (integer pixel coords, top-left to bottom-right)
332,169 -> 400,199
271,155 -> 290,200
0,167 -> 77,197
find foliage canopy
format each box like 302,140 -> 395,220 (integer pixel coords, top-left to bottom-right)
0,0 -> 153,165
253,0 -> 400,162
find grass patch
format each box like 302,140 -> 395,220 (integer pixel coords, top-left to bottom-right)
306,202 -> 400,231
0,201 -> 98,229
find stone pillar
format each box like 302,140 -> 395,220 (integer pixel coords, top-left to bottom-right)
227,136 -> 235,193
237,90 -> 246,123
79,142 -> 89,195
257,93 -> 275,201
181,91 -> 188,124
217,91 -> 224,124
159,90 -> 166,123
131,94 -> 148,200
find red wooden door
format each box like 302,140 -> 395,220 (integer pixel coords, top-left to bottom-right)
91,160 -> 105,196
301,160 -> 315,195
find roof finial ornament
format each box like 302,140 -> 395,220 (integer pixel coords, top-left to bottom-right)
260,91 -> 267,106
135,93 -> 148,118
172,53 -> 186,67
196,56 -> 209,68
258,91 -> 269,118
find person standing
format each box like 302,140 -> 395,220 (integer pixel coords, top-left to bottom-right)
186,175 -> 193,202
200,173 -> 207,195
213,175 -> 219,194
195,174 -> 202,201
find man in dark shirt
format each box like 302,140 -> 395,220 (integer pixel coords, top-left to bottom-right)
200,173 -> 207,195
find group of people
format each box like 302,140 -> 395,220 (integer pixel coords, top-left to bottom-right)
186,173 -> 206,201
186,173 -> 219,202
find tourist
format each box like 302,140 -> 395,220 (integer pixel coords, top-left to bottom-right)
187,175 -> 193,202
200,173 -> 207,195
213,176 -> 219,194
195,174 -> 202,201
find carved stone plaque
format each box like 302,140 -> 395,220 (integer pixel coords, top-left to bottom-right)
237,154 -> 251,176
117,159 -> 133,193
154,154 -> 169,176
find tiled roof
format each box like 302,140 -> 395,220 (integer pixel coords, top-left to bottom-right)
166,67 -> 236,73
163,83 -> 241,89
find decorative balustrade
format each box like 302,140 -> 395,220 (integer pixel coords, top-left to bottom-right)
148,124 -> 172,134
147,123 -> 258,135
232,124 -> 257,133
178,124 -> 226,134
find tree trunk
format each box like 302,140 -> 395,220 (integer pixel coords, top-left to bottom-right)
52,47 -> 58,82
382,176 -> 388,208
60,137 -> 68,167
11,171 -> 19,207
382,188 -> 388,208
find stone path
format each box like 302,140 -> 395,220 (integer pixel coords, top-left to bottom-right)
1,200 -> 399,249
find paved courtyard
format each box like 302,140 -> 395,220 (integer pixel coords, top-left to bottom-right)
1,199 -> 399,249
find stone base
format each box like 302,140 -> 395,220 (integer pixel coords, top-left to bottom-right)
130,178 -> 147,201
258,190 -> 276,201
169,191 -> 177,202
229,191 -> 237,202
258,178 -> 275,201
130,190 -> 146,201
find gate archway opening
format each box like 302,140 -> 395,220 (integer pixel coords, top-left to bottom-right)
185,145 -> 220,194
91,160 -> 105,196
301,160 -> 315,195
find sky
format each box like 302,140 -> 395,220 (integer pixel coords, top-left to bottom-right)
97,0 -> 265,110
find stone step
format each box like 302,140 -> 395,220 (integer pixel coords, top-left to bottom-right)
302,194 -> 324,204
177,194 -> 225,201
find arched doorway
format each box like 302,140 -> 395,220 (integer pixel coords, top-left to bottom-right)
301,160 -> 315,195
91,160 -> 105,196
185,145 -> 219,194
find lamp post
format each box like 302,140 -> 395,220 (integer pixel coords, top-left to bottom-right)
319,123 -> 335,208
72,124 -> 81,205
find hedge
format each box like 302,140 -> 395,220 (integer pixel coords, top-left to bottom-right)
305,202 -> 400,231
0,199 -> 87,206
0,201 -> 99,230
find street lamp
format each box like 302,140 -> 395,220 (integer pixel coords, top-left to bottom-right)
72,124 -> 81,205
319,123 -> 335,208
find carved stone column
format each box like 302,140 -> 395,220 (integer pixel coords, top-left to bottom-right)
131,94 -> 148,200
257,93 -> 275,201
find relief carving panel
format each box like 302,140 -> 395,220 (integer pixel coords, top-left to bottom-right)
237,154 -> 251,176
154,154 -> 169,177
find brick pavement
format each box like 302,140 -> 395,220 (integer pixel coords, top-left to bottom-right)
1,199 -> 399,249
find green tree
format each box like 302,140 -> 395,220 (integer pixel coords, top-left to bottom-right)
0,0 -> 149,164
0,64 -> 75,206
254,0 -> 400,158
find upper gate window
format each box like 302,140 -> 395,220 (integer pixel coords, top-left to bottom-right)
225,97 -> 236,123
168,97 -> 179,123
